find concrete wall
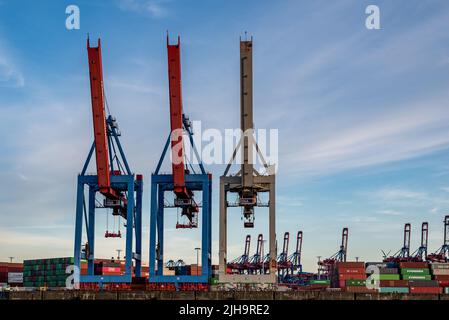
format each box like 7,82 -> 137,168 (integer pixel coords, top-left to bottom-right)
6,290 -> 448,300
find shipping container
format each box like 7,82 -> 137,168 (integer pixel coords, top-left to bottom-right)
436,280 -> 449,287
345,286 -> 376,293
408,280 -> 438,287
338,273 -> 366,280
432,269 -> 449,276
379,274 -> 400,281
430,263 -> 449,270
336,262 -> 365,269
346,279 -> 366,286
379,268 -> 398,274
402,274 -> 432,280
445,287 -> 449,294
379,280 -> 409,287
399,262 -> 428,269
401,268 -> 429,275
409,286 -> 442,294
433,274 -> 449,280
379,287 -> 409,294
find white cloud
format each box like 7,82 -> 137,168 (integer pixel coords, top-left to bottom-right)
0,43 -> 24,88
377,210 -> 404,217
281,93 -> 449,178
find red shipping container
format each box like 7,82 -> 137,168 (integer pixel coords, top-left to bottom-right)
437,280 -> 449,287
434,275 -> 449,281
338,273 -> 366,280
338,267 -> 365,274
339,280 -> 346,288
409,287 -> 442,294
379,280 -> 409,287
336,262 -> 365,269
399,262 -> 428,269
345,286 -> 377,293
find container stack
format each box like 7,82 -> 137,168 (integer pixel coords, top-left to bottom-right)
430,263 -> 449,293
94,261 -> 121,276
190,264 -> 202,276
23,257 -> 74,288
0,262 -> 24,287
331,262 -> 369,292
399,262 -> 442,294
377,266 -> 408,293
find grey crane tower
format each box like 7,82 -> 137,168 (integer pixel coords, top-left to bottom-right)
218,37 -> 276,284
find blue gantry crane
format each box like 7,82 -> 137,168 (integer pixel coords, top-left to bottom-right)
73,38 -> 143,284
287,231 -> 303,274
428,215 -> 449,262
413,222 -> 428,261
148,35 -> 212,287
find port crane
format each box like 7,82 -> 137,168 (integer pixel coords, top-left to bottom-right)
248,234 -> 264,274
74,38 -> 143,284
427,215 -> 449,262
412,222 -> 428,261
383,223 -> 413,263
149,35 -> 212,286
318,228 -> 348,276
219,37 -> 277,285
287,231 -> 303,274
277,232 -> 292,279
228,235 -> 252,274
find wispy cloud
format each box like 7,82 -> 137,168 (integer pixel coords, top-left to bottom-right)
281,93 -> 449,177
377,210 -> 404,217
0,42 -> 24,88
116,0 -> 170,18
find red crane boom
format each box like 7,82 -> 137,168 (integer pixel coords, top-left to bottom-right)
87,39 -> 118,199
167,36 -> 198,224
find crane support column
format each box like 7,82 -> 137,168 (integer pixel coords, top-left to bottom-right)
219,37 -> 276,286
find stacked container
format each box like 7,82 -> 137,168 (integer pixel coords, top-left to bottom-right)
190,264 -> 202,276
94,261 -> 121,276
331,262 -> 368,292
399,262 -> 442,294
0,262 -> 24,287
430,263 -> 449,293
23,257 -> 75,288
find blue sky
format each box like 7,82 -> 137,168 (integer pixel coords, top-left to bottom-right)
1,0 -> 449,272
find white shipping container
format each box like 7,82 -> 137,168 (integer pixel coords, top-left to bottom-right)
8,272 -> 23,283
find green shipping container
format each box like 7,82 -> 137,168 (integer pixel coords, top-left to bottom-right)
402,275 -> 431,280
310,279 -> 331,285
346,280 -> 366,286
445,287 -> 449,294
379,274 -> 400,280
401,268 -> 430,275
379,287 -> 409,294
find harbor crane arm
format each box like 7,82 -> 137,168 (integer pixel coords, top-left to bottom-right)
167,36 -> 198,223
341,227 -> 348,262
403,223 -> 411,257
87,39 -> 118,200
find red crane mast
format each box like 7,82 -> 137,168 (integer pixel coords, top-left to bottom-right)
87,39 -> 118,200
166,36 -> 198,225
